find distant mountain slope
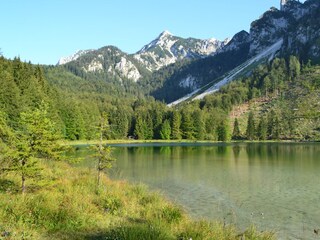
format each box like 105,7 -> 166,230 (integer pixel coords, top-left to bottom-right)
168,40 -> 283,106
151,0 -> 320,103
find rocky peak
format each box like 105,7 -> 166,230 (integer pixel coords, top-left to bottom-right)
249,7 -> 290,56
137,30 -> 177,54
222,30 -> 250,52
159,30 -> 173,38
58,49 -> 93,65
134,30 -> 227,71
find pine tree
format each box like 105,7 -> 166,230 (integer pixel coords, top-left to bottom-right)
273,116 -> 281,140
232,118 -> 241,140
110,107 -> 129,139
246,111 -> 256,140
181,110 -> 195,139
160,119 -> 171,140
289,56 -> 301,81
193,110 -> 206,140
134,115 -> 146,140
0,112 -> 14,145
262,76 -> 271,97
92,113 -> 115,190
216,120 -> 229,142
257,117 -> 267,140
145,112 -> 154,140
2,102 -> 63,194
171,111 -> 182,140
151,103 -> 164,139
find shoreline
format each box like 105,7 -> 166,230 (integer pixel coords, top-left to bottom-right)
60,139 -> 319,147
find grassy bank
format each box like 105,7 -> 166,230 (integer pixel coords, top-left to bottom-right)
0,161 -> 274,240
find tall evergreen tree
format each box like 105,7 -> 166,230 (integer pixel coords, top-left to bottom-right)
246,111 -> 256,141
289,56 -> 301,81
216,120 -> 229,142
171,111 -> 182,140
93,113 -> 115,190
134,114 -> 146,140
232,118 -> 241,140
272,116 -> 281,140
160,119 -> 171,140
193,110 -> 205,140
181,109 -> 195,139
257,117 -> 267,140
2,102 -> 62,194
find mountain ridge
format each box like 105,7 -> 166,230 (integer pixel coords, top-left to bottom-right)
57,31 -> 229,82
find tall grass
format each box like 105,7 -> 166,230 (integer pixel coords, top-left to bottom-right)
0,161 -> 274,239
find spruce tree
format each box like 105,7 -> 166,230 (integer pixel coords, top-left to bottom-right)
216,120 -> 229,142
193,110 -> 205,140
181,110 -> 195,139
289,56 -> 301,81
267,110 -> 281,140
232,118 -> 241,140
134,115 -> 146,139
92,113 -> 115,190
2,102 -> 62,194
246,111 -> 256,141
160,119 -> 171,140
257,117 -> 267,140
171,111 -> 182,140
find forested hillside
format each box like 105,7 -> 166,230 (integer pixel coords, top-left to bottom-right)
0,54 -> 319,142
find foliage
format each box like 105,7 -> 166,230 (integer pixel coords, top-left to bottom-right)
160,119 -> 171,140
246,112 -> 256,141
171,110 -> 182,140
1,102 -> 63,194
232,118 -> 242,140
0,55 -> 320,143
92,113 -> 115,189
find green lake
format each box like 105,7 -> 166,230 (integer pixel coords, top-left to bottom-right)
76,142 -> 320,239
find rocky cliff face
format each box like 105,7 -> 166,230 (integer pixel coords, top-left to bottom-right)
282,0 -> 320,61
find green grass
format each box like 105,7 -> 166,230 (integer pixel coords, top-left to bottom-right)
0,161 -> 274,240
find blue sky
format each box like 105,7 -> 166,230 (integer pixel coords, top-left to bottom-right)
1,0 -> 292,65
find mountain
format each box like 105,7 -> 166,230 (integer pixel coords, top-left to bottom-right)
149,31 -> 251,103
58,50 -> 94,65
152,0 -> 320,104
133,30 -> 229,71
55,0 -> 320,105
58,46 -> 148,83
57,31 -> 228,82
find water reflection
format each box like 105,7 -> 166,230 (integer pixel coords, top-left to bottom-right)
75,143 -> 320,239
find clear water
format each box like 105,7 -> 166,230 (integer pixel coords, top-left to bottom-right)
77,142 -> 320,239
